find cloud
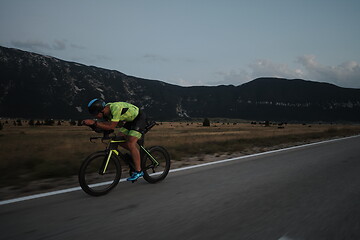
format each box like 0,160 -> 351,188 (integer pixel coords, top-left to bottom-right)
143,54 -> 169,63
174,78 -> 193,86
52,40 -> 66,50
213,70 -> 252,86
70,43 -> 86,50
11,40 -> 51,51
166,77 -> 206,87
297,55 -> 360,88
96,54 -> 112,61
11,39 -> 85,52
214,56 -> 360,88
249,59 -> 305,79
212,60 -> 304,86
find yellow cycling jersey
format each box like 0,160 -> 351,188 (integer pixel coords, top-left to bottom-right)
107,102 -> 139,122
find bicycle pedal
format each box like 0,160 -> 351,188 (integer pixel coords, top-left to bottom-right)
131,180 -> 136,183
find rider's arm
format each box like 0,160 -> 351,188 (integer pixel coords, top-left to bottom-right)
94,121 -> 118,131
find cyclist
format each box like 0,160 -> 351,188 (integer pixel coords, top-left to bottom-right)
83,98 -> 147,181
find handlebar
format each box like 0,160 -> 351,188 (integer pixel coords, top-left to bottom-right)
89,130 -> 115,143
88,124 -> 115,142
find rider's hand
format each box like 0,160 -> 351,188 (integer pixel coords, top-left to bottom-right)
83,119 -> 96,126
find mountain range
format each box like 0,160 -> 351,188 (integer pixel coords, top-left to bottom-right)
1,46 -> 359,122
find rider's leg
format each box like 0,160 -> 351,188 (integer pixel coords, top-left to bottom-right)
126,135 -> 144,181
117,132 -> 130,150
119,121 -> 145,181
126,135 -> 141,172
117,129 -> 141,171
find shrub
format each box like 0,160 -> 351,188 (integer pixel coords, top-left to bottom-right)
16,119 -> 22,126
203,118 -> 210,127
44,119 -> 55,126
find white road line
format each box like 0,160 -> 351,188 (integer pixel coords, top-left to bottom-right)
170,134 -> 359,172
1,135 -> 358,206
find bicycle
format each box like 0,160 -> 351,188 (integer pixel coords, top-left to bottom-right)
78,121 -> 171,196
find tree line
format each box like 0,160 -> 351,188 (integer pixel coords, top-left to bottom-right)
0,119 -> 84,129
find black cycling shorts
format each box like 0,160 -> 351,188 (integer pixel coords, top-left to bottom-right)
119,110 -> 147,138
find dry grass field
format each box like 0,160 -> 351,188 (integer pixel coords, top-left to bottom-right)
1,120 -> 360,199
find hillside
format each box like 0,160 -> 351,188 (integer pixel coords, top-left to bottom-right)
1,46 -> 359,122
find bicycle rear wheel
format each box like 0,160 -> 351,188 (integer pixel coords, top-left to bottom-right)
79,151 -> 121,196
142,146 -> 170,183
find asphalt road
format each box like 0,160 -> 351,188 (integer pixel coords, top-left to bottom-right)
1,136 -> 360,240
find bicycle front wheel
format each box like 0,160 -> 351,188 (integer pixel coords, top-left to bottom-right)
142,146 -> 170,183
78,151 -> 122,196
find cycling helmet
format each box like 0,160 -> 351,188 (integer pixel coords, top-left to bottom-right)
88,98 -> 106,115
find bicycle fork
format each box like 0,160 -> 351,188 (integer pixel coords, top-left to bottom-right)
99,139 -> 125,175
99,150 -> 119,175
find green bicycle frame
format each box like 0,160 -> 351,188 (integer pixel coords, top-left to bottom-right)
99,138 -> 124,175
140,145 -> 160,166
100,150 -> 117,174
100,139 -> 159,174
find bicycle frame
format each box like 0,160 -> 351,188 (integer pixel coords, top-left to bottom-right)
100,149 -> 118,175
100,138 -> 160,175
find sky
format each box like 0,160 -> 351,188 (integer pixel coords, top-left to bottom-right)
1,0 -> 360,88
